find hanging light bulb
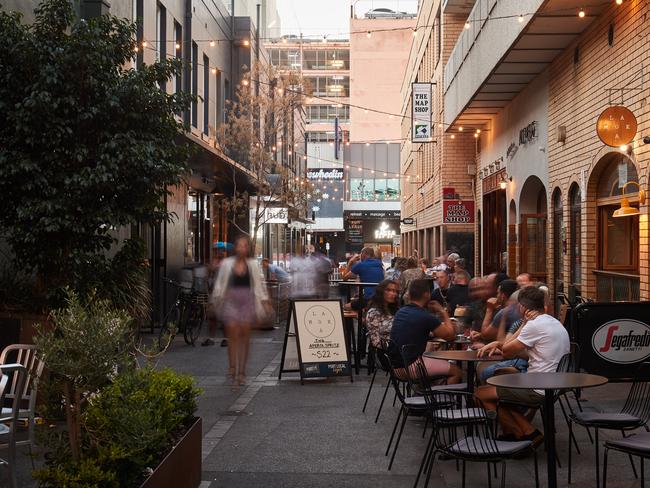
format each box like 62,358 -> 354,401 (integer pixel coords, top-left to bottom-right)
518,14 -> 524,23
412,28 -> 417,37
578,9 -> 586,18
211,68 -> 217,74
464,21 -> 471,29
366,31 -> 372,38
210,40 -> 215,47
175,42 -> 181,50
142,41 -> 147,47
282,37 -> 288,43
322,36 -> 327,43
616,0 -> 623,4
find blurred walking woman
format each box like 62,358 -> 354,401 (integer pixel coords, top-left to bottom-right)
211,236 -> 268,386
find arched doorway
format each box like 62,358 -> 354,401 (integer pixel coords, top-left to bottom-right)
589,152 -> 640,301
552,189 -> 563,315
483,188 -> 507,274
519,176 -> 548,283
568,183 -> 582,301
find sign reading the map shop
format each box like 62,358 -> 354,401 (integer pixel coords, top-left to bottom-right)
412,83 -> 432,142
443,200 -> 475,224
287,299 -> 352,383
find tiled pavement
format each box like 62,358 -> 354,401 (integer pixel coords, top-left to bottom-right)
10,327 -> 650,487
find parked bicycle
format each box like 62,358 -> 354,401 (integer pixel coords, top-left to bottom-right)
157,277 -> 207,350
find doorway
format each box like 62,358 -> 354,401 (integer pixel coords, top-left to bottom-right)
519,176 -> 548,283
482,190 -> 507,274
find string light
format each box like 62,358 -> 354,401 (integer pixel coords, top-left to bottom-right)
210,41 -> 215,47
458,126 -> 464,132
518,14 -> 524,23
175,43 -> 181,50
211,68 -> 217,74
616,0 -> 623,4
464,21 -> 471,29
322,36 -> 327,43
451,134 -> 455,139
366,31 -> 372,38
578,9 -> 585,18
412,28 -> 417,37
242,79 -> 249,86
142,41 -> 147,47
282,37 -> 288,43
243,39 -> 250,46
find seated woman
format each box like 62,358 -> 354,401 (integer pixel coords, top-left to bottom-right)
365,279 -> 400,350
388,279 -> 462,384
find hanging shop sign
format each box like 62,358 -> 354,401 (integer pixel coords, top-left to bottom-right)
443,200 -> 475,224
596,105 -> 637,147
574,301 -> 650,380
307,168 -> 344,181
255,207 -> 288,224
411,83 -> 432,142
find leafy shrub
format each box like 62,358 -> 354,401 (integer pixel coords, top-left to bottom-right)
82,367 -> 201,486
32,458 -> 119,488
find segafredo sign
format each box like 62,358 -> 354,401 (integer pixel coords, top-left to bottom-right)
592,319 -> 650,364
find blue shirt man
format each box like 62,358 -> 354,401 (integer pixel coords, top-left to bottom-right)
348,247 -> 384,299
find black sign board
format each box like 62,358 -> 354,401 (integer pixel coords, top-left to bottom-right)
401,217 -> 414,225
279,299 -> 353,384
573,301 -> 650,381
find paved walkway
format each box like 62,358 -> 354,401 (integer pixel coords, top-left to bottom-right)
11,326 -> 649,487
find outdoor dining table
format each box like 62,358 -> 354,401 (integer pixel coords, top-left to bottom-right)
423,349 -> 503,394
487,372 -> 608,488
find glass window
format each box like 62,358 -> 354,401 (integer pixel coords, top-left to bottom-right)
569,185 -> 581,284
350,178 -> 363,200
386,179 -> 399,200
597,156 -> 638,198
374,179 -> 386,201
600,206 -> 638,270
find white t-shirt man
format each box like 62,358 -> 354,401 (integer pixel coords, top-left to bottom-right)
518,314 -> 570,374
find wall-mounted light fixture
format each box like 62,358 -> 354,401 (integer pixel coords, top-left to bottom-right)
499,173 -> 512,190
613,181 -> 646,218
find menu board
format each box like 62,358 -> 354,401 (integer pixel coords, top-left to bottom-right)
292,300 -> 351,380
347,218 -> 364,246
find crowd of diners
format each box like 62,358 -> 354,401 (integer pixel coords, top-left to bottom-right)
342,247 -> 569,444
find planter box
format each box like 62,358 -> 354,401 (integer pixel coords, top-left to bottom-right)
141,417 -> 202,488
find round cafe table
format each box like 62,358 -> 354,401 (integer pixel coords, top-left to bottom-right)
423,349 -> 503,395
487,372 -> 608,488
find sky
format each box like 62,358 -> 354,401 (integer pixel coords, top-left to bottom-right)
276,0 -> 418,39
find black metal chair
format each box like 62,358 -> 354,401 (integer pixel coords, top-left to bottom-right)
0,364 -> 28,488
375,346 -> 429,471
416,363 -> 539,488
362,341 -> 390,416
603,431 -> 650,488
568,361 -> 650,487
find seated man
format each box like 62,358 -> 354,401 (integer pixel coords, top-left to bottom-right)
474,286 -> 570,443
388,279 -> 462,384
479,279 -> 519,343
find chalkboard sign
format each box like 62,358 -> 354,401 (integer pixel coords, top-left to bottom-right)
573,301 -> 650,381
280,299 -> 352,383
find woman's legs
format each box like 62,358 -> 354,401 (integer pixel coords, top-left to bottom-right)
224,322 -> 240,380
238,322 -> 252,384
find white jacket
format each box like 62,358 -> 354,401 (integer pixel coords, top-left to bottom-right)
211,257 -> 269,320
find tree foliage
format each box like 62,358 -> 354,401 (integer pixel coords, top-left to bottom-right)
218,63 -> 313,247
0,0 -> 194,287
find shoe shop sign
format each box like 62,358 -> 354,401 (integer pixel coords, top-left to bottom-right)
573,301 -> 650,380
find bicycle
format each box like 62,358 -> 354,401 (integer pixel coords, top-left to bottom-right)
157,278 -> 206,350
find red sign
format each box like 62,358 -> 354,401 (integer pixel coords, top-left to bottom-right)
443,200 -> 475,224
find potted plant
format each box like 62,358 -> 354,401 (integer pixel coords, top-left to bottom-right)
33,292 -> 202,487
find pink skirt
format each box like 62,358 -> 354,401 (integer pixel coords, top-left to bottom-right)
220,287 -> 257,324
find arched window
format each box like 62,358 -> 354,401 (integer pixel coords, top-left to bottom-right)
552,189 -> 563,314
597,157 -> 638,272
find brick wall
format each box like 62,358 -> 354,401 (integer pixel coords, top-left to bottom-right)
547,0 -> 650,300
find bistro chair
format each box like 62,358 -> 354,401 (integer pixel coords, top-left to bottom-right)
0,363 -> 28,488
375,346 -> 428,471
362,341 -> 390,416
603,431 -> 650,488
419,378 -> 539,488
0,344 -> 46,464
411,360 -> 487,488
568,361 -> 650,487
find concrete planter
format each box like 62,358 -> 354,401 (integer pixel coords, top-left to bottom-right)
140,417 -> 202,488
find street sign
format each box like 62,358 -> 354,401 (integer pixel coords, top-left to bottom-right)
279,299 -> 352,383
401,217 -> 415,225
412,83 -> 432,143
573,301 -> 650,380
